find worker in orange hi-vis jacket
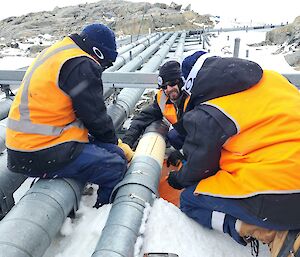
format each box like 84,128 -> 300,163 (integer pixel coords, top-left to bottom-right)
6,23 -> 131,208
166,51 -> 300,257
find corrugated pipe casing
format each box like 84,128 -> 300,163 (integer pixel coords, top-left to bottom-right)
0,152 -> 27,220
92,121 -> 168,257
0,178 -> 83,257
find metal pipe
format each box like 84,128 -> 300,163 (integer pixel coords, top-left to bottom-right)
173,32 -> 186,62
0,98 -> 13,121
92,121 -> 169,257
0,152 -> 27,220
118,33 -> 172,73
0,178 -> 84,257
117,33 -> 158,55
108,32 -> 178,130
106,33 -> 162,72
0,119 -> 6,153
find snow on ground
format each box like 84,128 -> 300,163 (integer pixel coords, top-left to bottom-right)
0,56 -> 34,70
141,199 -> 269,257
208,30 -> 296,73
2,23 -> 299,257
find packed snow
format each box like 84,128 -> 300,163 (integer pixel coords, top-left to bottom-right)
2,17 -> 300,257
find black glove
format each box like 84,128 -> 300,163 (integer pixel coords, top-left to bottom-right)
167,171 -> 184,190
167,150 -> 185,167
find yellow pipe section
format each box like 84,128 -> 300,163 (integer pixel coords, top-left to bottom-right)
133,132 -> 166,168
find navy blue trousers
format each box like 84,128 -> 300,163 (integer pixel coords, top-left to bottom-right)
45,140 -> 127,206
180,185 -> 292,245
166,128 -> 185,150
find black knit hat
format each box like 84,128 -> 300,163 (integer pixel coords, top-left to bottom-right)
158,61 -> 182,87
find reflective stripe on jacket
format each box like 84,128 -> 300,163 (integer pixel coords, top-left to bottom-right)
6,37 -> 91,151
195,70 -> 300,197
156,89 -> 190,124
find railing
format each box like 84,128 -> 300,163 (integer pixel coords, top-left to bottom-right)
0,70 -> 299,89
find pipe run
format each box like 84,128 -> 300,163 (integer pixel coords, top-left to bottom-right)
108,32 -> 178,130
106,33 -> 173,130
117,33 -> 159,56
0,152 -> 27,220
106,33 -> 162,72
92,121 -> 169,257
0,178 -> 83,257
0,98 -> 13,121
0,118 -> 6,153
173,31 -> 186,62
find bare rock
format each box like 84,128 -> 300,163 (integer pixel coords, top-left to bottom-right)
6,42 -> 19,48
169,2 -> 182,11
27,45 -> 48,57
266,16 -> 300,45
184,4 -> 192,11
0,0 -> 212,43
285,50 -> 300,67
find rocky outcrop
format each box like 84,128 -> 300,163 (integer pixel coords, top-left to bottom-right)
266,16 -> 300,69
285,50 -> 300,67
0,0 -> 212,43
266,16 -> 300,45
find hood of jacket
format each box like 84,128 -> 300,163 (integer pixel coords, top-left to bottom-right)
186,56 -> 263,110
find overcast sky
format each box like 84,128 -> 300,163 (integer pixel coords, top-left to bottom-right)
0,0 -> 299,24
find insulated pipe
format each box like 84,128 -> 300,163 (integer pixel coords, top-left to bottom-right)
108,32 -> 178,129
107,32 -> 178,129
0,98 -> 13,121
0,152 -> 27,220
0,118 -> 6,153
0,178 -> 84,257
106,34 -> 162,72
117,33 -> 171,73
103,87 -> 115,100
103,33 -> 162,98
117,33 -> 158,55
173,31 -> 186,62
92,121 -> 169,257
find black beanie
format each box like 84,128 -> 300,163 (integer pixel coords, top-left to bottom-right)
158,61 -> 182,86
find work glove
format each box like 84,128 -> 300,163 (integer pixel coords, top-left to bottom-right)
167,171 -> 184,190
167,150 -> 185,167
118,139 -> 135,162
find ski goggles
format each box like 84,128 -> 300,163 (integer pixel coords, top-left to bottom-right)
159,79 -> 180,90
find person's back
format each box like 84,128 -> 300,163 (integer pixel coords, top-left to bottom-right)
167,51 -> 300,257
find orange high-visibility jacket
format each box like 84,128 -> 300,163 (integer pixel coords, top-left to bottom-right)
156,89 -> 190,124
195,70 -> 300,197
6,37 -> 93,151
